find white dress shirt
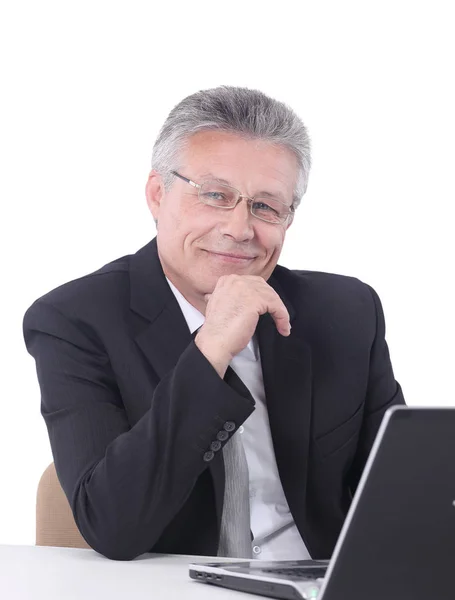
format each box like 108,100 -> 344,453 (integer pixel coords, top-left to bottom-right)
166,278 -> 311,560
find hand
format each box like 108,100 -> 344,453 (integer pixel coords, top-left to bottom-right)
194,275 -> 291,377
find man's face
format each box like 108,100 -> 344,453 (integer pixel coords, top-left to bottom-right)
146,130 -> 298,306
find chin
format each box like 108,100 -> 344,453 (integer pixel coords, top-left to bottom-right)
210,264 -> 257,280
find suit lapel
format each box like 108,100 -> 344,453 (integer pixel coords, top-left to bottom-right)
257,276 -> 313,541
129,238 -> 192,379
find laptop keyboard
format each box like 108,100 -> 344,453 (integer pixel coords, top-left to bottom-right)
261,567 -> 327,580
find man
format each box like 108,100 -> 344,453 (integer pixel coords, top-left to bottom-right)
23,86 -> 405,562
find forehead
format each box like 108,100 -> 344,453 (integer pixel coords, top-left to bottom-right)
180,130 -> 298,201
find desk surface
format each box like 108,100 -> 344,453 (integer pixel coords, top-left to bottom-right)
0,544 -> 251,599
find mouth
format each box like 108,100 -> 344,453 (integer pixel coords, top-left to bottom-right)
203,250 -> 257,263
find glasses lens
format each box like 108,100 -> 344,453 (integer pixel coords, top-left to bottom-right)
200,182 -> 238,207
251,199 -> 289,223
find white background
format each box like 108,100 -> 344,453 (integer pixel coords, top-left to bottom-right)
0,0 -> 454,545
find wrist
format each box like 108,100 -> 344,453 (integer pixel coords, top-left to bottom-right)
194,331 -> 231,378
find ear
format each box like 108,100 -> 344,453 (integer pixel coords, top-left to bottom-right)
145,170 -> 165,221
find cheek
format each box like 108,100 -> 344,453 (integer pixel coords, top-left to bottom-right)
161,198 -> 195,233
258,229 -> 286,256
186,207 -> 225,239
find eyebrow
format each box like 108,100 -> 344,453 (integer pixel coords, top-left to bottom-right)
198,172 -> 289,204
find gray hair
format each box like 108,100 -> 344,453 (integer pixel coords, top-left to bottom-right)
151,86 -> 311,208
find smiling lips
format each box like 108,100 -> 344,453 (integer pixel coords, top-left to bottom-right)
205,250 -> 256,261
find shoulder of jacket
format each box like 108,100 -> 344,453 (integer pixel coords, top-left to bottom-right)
27,253 -> 132,313
273,263 -> 370,291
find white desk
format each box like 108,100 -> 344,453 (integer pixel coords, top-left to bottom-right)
0,545 -> 251,599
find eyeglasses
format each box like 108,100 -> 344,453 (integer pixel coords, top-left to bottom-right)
170,171 -> 294,225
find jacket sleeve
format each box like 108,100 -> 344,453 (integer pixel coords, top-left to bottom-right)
23,299 -> 255,560
348,284 -> 406,492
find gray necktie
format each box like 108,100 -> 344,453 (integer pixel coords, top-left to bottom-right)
217,431 -> 253,558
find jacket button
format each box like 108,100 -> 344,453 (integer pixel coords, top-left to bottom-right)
210,441 -> 222,452
216,431 -> 229,442
203,451 -> 215,462
224,421 -> 236,432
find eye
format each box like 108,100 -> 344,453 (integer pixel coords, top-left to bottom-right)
202,191 -> 228,202
253,201 -> 279,214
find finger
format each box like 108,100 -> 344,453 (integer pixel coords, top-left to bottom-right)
271,314 -> 292,336
267,299 -> 291,336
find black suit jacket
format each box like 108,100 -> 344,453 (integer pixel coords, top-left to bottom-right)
23,237 -> 405,560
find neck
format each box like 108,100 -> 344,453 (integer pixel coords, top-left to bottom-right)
164,273 -> 207,316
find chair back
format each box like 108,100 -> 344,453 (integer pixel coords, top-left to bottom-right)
36,462 -> 90,549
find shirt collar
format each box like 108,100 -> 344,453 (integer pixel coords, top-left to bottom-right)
166,277 -> 258,361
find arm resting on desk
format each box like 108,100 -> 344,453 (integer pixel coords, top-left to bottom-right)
24,301 -> 254,560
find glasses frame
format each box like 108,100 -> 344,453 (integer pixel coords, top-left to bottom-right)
170,171 -> 294,226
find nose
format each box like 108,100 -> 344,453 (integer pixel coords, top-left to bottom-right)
218,198 -> 255,242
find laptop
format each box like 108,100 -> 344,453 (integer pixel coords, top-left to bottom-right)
189,406 -> 455,599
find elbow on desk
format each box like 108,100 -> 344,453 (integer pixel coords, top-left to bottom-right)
94,544 -> 143,562
71,476 -> 170,561
80,527 -> 151,562
73,508 -> 154,562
